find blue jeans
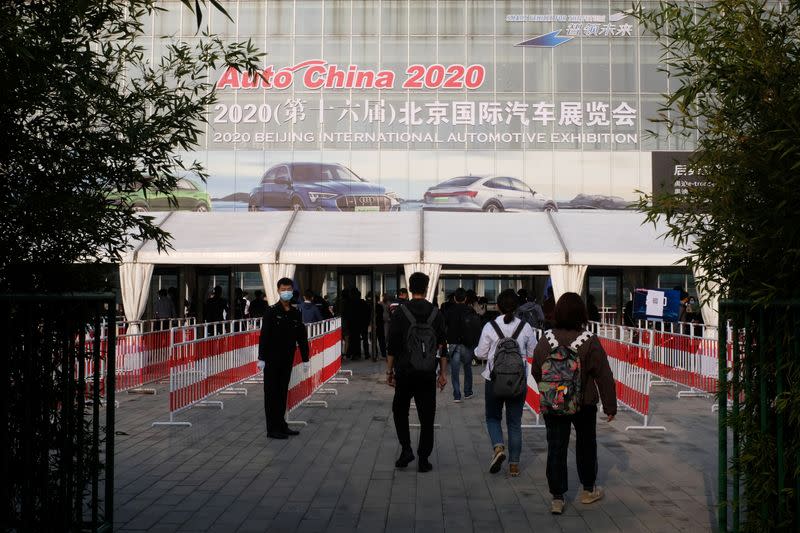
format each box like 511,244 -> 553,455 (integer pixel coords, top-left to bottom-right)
484,380 -> 525,464
449,344 -> 473,400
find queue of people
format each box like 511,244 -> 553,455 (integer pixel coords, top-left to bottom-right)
384,274 -> 618,516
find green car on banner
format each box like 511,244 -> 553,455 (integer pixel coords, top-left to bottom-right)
110,177 -> 211,212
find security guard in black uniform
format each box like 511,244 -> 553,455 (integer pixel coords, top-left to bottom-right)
257,277 -> 310,439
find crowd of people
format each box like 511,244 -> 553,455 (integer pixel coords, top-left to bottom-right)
382,273 -> 617,516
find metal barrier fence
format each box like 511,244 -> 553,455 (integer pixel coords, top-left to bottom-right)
597,336 -> 665,431
100,317 -> 196,337
636,318 -> 717,339
152,317 -> 344,427
154,325 -> 261,427
588,320 -> 733,400
522,328 -> 545,429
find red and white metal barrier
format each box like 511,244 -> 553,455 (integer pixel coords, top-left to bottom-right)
152,317 -> 343,427
153,322 -> 261,427
286,318 -> 343,423
100,317 -> 197,337
598,336 -> 666,431
648,331 -> 723,397
522,328 -> 545,429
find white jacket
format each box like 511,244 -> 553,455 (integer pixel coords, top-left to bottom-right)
474,316 -> 537,381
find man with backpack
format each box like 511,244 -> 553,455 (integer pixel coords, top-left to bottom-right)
516,289 -> 545,330
444,287 -> 482,402
386,272 -> 447,473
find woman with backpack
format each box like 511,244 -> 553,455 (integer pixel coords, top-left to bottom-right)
474,289 -> 537,477
531,292 -> 617,515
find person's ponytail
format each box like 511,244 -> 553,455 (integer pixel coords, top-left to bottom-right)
497,289 -> 519,325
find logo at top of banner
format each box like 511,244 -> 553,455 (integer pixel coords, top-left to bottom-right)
516,30 -> 573,48
508,12 -> 634,47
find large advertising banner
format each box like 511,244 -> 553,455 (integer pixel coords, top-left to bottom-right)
136,1 -> 678,214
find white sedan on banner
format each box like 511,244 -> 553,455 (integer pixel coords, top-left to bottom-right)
422,175 -> 557,213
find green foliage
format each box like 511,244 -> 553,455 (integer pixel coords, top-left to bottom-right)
634,0 -> 800,304
0,0 -> 263,288
634,1 -> 800,530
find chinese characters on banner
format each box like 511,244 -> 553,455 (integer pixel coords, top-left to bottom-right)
212,99 -> 639,146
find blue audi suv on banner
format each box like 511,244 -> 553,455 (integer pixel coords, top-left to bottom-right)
248,162 -> 400,212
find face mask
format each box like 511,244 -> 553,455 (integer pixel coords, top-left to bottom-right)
279,291 -> 293,302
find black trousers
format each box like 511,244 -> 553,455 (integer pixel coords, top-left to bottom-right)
543,405 -> 598,497
264,359 -> 292,433
376,325 -> 387,357
347,325 -> 361,357
392,373 -> 436,459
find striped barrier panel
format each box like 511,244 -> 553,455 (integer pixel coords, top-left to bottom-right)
153,325 -> 260,427
598,336 -> 666,431
287,318 -> 343,412
522,328 -> 544,428
649,331 -> 731,397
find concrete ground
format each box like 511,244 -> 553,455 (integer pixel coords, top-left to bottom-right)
113,360 -> 720,532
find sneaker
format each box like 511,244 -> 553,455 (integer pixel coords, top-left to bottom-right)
580,487 -> 604,504
489,445 -> 506,474
453,398 -> 462,403
395,449 -> 415,468
464,393 -> 474,400
509,464 -> 520,477
418,458 -> 433,473
551,498 -> 565,515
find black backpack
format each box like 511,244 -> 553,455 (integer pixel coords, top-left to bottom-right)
489,320 -> 527,399
462,309 -> 484,348
400,305 -> 439,373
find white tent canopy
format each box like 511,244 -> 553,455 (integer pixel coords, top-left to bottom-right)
123,210 -> 686,268
278,211 -> 421,265
134,211 -> 294,264
553,211 -> 686,266
423,212 -> 565,265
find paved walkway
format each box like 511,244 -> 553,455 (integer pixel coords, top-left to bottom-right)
114,360 -> 719,532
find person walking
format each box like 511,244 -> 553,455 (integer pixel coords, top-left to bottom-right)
257,277 -> 310,439
542,286 -> 556,329
516,289 -> 545,330
374,293 -> 387,359
299,289 -> 323,324
386,272 -> 447,473
444,287 -> 480,403
388,288 -> 408,316
474,289 -> 537,478
204,285 -> 228,323
248,290 -> 267,319
531,292 -> 617,515
153,288 -> 175,330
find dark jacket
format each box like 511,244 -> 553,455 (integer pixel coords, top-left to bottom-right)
299,301 -> 323,324
249,298 -> 267,319
258,302 -> 309,364
204,296 -> 228,323
531,329 -> 617,416
387,298 -> 447,376
444,302 -> 472,345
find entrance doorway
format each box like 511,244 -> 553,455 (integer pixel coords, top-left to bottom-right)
587,271 -> 622,323
334,266 -> 401,360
